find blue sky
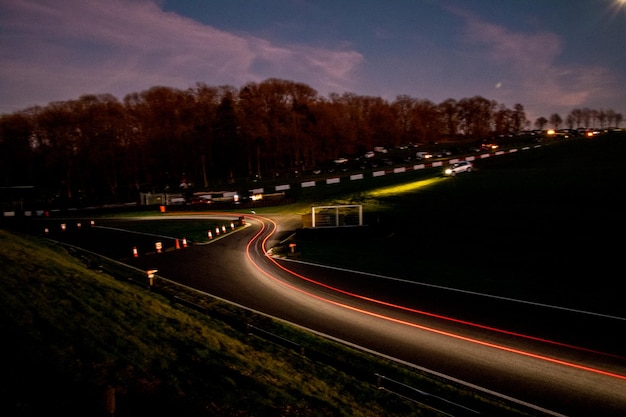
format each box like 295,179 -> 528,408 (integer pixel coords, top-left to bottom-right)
1,0 -> 625,122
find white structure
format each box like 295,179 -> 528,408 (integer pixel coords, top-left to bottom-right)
311,204 -> 363,228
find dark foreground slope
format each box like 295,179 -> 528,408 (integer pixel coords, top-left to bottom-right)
0,229 -> 409,417
293,133 -> 626,317
2,229 -> 529,417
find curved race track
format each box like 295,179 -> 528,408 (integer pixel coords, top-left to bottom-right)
35,213 -> 626,417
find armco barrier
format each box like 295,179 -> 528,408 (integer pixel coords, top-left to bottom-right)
54,240 -> 549,417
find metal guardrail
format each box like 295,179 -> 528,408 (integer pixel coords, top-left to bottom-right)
64,243 -> 553,417
375,373 -> 481,416
244,323 -> 484,416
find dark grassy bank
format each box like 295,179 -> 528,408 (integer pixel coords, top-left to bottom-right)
289,134 -> 626,317
1,229 -> 536,417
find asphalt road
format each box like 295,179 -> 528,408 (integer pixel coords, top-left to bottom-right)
30,214 -> 626,417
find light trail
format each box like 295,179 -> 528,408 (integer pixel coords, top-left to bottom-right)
245,214 -> 626,381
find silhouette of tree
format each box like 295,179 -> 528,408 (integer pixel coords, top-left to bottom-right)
1,77 -> 622,206
535,117 -> 548,130
549,113 -> 563,130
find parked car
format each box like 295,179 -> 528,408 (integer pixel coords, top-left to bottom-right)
415,151 -> 433,160
444,161 -> 473,176
481,143 -> 499,151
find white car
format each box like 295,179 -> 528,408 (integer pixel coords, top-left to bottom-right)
444,161 -> 473,176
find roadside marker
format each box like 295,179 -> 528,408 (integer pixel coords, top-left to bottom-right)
147,269 -> 158,288
182,238 -> 187,247
155,241 -> 162,253
208,230 -> 213,239
133,246 -> 139,257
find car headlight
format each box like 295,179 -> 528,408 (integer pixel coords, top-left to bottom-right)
444,168 -> 452,175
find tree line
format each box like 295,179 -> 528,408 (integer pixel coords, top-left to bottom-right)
0,78 -> 622,206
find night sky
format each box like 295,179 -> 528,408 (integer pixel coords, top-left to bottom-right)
1,0 -> 625,122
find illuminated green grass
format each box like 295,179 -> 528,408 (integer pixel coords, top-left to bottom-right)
365,177 -> 444,197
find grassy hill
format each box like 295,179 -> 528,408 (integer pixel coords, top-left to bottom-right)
288,134 -> 626,317
0,229 -> 414,416
3,228 -> 529,416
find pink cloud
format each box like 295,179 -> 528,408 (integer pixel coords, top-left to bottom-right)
0,0 -> 363,112
448,6 -> 618,118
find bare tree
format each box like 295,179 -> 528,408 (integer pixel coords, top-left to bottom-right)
597,109 -> 607,129
568,108 -> 583,128
549,113 -> 563,129
457,96 -> 494,138
437,98 -> 459,137
512,103 -> 527,132
392,95 -> 416,144
535,117 -> 548,130
494,104 -> 513,135
4,76 -> 625,207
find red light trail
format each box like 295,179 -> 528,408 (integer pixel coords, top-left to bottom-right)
245,214 -> 626,381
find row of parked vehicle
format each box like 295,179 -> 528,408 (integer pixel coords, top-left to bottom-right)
309,142 -> 492,176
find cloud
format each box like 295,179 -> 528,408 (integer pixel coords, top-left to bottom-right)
0,0 -> 363,112
448,6 -> 618,118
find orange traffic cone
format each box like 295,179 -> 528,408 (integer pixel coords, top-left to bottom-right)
176,239 -> 180,249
